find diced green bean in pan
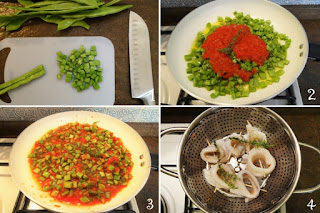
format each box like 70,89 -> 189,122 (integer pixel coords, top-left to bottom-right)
28,122 -> 133,205
185,11 -> 291,100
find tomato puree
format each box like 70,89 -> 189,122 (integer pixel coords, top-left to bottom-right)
201,24 -> 269,82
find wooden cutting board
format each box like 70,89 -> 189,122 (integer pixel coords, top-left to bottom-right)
0,36 -> 114,105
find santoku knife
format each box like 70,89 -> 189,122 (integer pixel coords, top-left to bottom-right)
129,11 -> 156,105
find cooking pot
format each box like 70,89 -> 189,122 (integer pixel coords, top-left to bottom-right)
161,107 -> 320,212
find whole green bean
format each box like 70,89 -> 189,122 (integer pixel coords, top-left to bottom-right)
27,1 -> 69,8
40,15 -> 66,24
40,15 -> 90,30
0,7 -> 22,29
17,0 -> 34,7
6,17 -> 31,31
72,20 -> 90,30
0,68 -> 46,96
61,5 -> 133,19
0,22 -> 9,29
0,5 -> 97,22
105,0 -> 121,7
68,0 -> 99,7
7,3 -> 92,12
5,16 -> 87,32
1,0 -> 132,31
0,65 -> 44,90
57,18 -> 84,31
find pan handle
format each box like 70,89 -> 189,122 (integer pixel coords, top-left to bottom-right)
150,153 -> 158,171
308,43 -> 320,61
160,127 -> 188,178
293,142 -> 320,194
161,127 -> 187,137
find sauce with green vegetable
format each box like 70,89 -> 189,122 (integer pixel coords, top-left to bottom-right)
28,122 -> 133,205
202,24 -> 269,82
185,11 -> 291,99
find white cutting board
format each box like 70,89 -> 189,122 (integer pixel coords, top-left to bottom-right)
0,36 -> 115,105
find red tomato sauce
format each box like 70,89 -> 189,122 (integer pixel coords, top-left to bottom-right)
28,122 -> 133,206
201,24 -> 269,82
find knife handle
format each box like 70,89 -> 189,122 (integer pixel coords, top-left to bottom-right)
141,91 -> 156,105
309,43 -> 320,61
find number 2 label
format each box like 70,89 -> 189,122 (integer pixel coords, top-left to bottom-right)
308,89 -> 316,101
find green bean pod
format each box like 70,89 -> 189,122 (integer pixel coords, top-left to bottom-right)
0,65 -> 44,90
0,67 -> 46,96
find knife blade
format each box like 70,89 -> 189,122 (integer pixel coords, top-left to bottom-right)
129,11 -> 155,105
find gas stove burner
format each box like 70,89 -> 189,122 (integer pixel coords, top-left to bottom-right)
161,185 -> 176,213
161,196 -> 167,213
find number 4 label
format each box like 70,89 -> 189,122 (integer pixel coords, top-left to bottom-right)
307,199 -> 316,211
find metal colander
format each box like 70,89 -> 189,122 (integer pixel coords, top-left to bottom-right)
177,107 -> 301,213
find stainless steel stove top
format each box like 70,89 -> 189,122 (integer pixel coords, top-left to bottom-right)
161,26 -> 303,105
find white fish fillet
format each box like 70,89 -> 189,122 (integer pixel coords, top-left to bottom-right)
230,170 -> 260,200
200,145 -> 220,164
247,148 -> 276,178
225,133 -> 246,157
246,122 -> 267,142
209,164 -> 235,190
203,168 -> 217,186
215,138 -> 230,163
200,139 -> 230,164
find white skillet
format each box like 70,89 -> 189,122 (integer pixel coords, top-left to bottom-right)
9,111 -> 151,213
166,0 -> 308,105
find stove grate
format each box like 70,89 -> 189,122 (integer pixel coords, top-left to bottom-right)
184,195 -> 201,213
176,88 -> 297,105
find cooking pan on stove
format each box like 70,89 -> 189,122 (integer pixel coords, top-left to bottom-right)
166,0 -> 309,105
9,111 -> 151,213
161,107 -> 320,213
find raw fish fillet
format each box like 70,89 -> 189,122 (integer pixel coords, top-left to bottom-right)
215,139 -> 230,163
225,133 -> 246,157
209,164 -> 236,190
230,170 -> 260,200
247,148 -> 276,178
200,145 -> 220,164
246,122 -> 267,142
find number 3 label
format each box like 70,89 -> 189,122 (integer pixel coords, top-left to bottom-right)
147,198 -> 154,210
308,89 -> 316,101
